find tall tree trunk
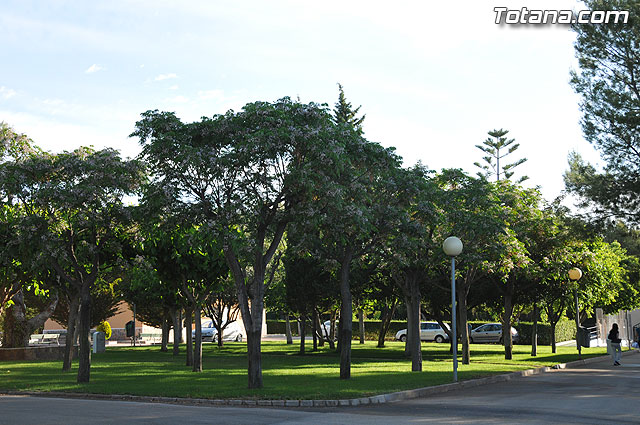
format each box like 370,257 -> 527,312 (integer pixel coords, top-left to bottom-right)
358,307 -> 365,344
299,314 -> 306,355
216,309 -> 224,347
236,272 -> 267,389
2,289 -> 59,348
408,279 -> 422,372
2,292 -> 28,348
185,306 -> 193,367
171,308 -> 180,356
339,248 -> 353,380
315,309 -> 324,347
531,302 -> 538,357
457,287 -> 470,365
76,283 -> 92,383
404,294 -> 413,357
246,326 -> 262,387
327,311 -> 336,350
285,314 -> 293,344
1,303 -> 23,348
377,299 -> 396,348
160,311 -> 169,352
502,293 -> 514,360
312,310 -> 318,351
63,293 -> 80,371
546,301 -> 563,354
193,306 -> 202,372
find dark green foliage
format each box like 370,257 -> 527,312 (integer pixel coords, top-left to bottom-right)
267,320 -> 573,344
267,320 -> 407,339
514,319 -> 576,346
474,129 -> 528,183
51,280 -> 121,329
566,0 -> 640,224
333,83 -> 365,135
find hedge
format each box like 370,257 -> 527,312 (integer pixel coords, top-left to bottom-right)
267,319 -> 576,344
515,319 -> 575,345
267,320 -> 407,339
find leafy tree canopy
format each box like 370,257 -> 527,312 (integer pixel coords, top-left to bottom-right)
566,0 -> 640,224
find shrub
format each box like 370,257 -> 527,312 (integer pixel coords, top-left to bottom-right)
268,319 -> 577,345
514,319 -> 575,345
96,321 -> 112,340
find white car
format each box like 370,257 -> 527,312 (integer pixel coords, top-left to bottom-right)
192,321 -> 244,342
469,323 -> 518,344
320,320 -> 334,339
395,322 -> 450,343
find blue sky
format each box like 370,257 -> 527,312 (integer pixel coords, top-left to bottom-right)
0,0 -> 600,203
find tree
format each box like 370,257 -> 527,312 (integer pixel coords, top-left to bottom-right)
566,0 -> 640,224
51,278 -> 121,330
333,84 -> 365,135
489,182 -> 542,360
132,98 -> 339,389
121,257 -> 176,352
293,130 -> 402,379
203,277 -> 239,348
2,284 -> 59,348
177,225 -> 229,371
1,147 -> 143,382
282,245 -> 334,354
383,165 -> 443,371
0,205 -> 28,318
435,169 -> 507,364
0,123 -> 39,316
474,129 -> 528,183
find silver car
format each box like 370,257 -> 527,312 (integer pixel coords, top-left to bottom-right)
192,321 -> 243,342
470,323 -> 518,343
395,322 -> 450,343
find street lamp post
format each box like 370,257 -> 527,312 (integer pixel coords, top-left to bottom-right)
569,267 -> 583,359
443,236 -> 463,382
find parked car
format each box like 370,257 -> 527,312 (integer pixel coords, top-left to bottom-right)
192,321 -> 244,342
469,323 -> 518,344
395,322 -> 450,343
320,320 -> 334,340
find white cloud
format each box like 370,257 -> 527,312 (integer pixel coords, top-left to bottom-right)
155,73 -> 178,81
85,64 -> 105,74
0,86 -> 16,99
169,85 -> 179,90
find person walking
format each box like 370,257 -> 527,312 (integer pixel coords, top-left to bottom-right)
608,323 -> 622,366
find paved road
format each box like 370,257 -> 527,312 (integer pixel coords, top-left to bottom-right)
2,353 -> 640,425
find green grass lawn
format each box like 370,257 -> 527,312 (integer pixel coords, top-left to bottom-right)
0,341 -> 609,400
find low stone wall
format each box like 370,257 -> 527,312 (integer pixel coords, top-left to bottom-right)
0,345 -> 78,361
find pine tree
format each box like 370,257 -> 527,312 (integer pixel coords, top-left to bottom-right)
474,129 -> 528,183
333,83 -> 365,135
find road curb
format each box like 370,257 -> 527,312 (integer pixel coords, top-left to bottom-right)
1,351 -> 633,408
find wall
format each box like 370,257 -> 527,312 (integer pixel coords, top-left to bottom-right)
43,301 -> 266,341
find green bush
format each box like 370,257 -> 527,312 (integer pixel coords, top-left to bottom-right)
514,319 -> 574,345
268,320 -> 403,339
268,319 -> 577,345
268,320 -> 460,341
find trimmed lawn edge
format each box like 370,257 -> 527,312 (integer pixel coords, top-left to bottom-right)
0,351 -> 628,408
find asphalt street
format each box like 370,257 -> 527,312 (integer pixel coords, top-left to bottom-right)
1,352 -> 639,425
